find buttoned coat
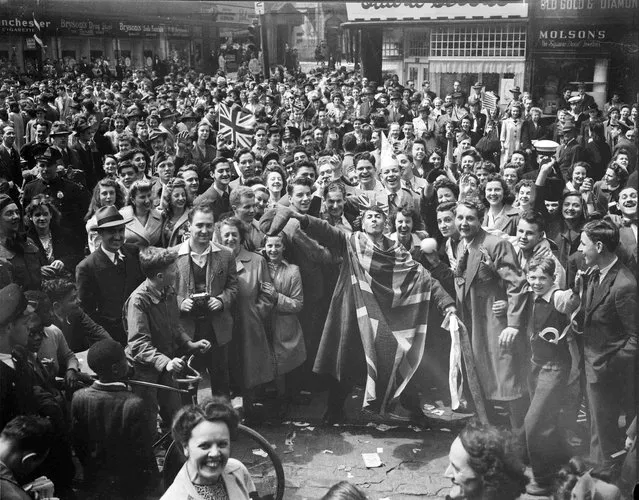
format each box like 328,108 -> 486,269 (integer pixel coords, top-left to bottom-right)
583,260 -> 637,383
233,248 -> 275,388
119,206 -> 163,247
269,259 -> 306,375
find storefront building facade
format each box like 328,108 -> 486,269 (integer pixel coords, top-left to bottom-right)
343,2 -> 528,98
0,0 -> 253,73
528,0 -> 639,113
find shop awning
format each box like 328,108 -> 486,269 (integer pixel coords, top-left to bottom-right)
429,58 -> 525,75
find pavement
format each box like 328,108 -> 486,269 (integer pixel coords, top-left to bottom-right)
196,381 -> 568,500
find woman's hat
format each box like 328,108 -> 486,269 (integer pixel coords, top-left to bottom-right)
94,205 -> 132,229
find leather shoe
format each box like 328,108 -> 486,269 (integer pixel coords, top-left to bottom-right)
525,479 -> 550,496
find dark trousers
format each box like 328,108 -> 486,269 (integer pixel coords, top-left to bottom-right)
587,377 -> 626,469
133,365 -> 182,429
525,362 -> 571,484
194,321 -> 230,397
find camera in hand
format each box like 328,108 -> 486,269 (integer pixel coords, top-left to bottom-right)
191,292 -> 210,319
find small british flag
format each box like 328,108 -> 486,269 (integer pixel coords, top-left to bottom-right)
218,103 -> 256,149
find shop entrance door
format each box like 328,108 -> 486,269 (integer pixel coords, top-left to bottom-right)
406,63 -> 429,88
23,50 -> 40,72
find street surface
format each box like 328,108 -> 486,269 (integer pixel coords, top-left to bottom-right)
199,384 -> 560,499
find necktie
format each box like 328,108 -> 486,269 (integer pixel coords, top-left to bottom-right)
455,241 -> 469,279
114,252 -> 124,269
388,193 -> 397,209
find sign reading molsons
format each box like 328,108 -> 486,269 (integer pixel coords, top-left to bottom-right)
537,27 -> 608,49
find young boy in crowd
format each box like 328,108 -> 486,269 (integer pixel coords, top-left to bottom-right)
523,255 -> 579,496
124,246 -> 211,428
71,339 -> 158,500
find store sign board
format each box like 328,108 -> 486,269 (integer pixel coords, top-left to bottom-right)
116,22 -> 191,38
532,0 -> 638,20
0,17 -> 53,34
535,26 -> 610,49
346,2 -> 527,21
57,19 -> 114,36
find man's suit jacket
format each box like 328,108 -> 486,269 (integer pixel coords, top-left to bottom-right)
173,240 -> 238,346
76,244 -> 145,344
69,141 -> 99,190
194,184 -> 232,221
521,119 -> 548,150
363,187 -> 425,234
583,259 -> 637,383
617,225 -> 637,275
0,145 -> 22,186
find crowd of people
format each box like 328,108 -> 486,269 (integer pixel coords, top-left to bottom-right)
0,56 -> 636,500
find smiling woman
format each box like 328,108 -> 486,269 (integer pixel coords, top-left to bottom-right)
162,398 -> 256,500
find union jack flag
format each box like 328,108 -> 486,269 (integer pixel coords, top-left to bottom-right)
218,103 -> 256,149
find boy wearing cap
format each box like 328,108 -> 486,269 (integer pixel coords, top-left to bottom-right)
0,284 -> 41,428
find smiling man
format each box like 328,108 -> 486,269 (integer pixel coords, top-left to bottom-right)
577,219 -> 637,474
76,205 -> 145,346
365,158 -> 424,235
174,201 -> 238,398
453,199 -> 529,438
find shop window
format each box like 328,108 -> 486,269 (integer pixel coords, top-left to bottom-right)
407,33 -> 429,57
430,24 -> 526,58
90,50 -> 103,61
382,40 -> 402,58
62,50 -> 76,60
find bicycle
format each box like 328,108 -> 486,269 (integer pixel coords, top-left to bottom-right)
127,355 -> 285,500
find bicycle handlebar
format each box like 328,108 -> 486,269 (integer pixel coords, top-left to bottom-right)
173,355 -> 203,386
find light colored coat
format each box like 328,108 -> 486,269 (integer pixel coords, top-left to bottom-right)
454,228 -> 528,401
161,459 -> 255,500
500,117 -> 523,167
119,206 -> 163,247
268,260 -> 306,375
234,248 -> 275,388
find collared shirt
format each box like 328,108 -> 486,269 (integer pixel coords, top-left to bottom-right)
213,184 -> 230,198
101,246 -> 124,265
598,256 -> 618,284
190,242 -> 212,268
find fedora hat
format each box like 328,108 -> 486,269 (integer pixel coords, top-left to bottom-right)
472,82 -> 483,90
49,122 -> 71,136
94,205 -> 132,229
148,128 -> 168,142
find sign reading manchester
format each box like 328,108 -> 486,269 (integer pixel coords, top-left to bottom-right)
534,0 -> 638,19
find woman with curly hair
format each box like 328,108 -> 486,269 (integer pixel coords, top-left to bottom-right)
25,194 -> 81,275
188,122 -> 217,180
162,398 -> 256,500
444,419 -> 528,500
160,178 -> 192,248
593,161 -> 628,216
482,174 -> 519,236
85,178 -> 126,253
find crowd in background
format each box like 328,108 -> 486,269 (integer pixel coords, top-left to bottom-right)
0,57 -> 636,500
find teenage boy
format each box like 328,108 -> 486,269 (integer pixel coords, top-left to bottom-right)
124,246 -> 211,427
